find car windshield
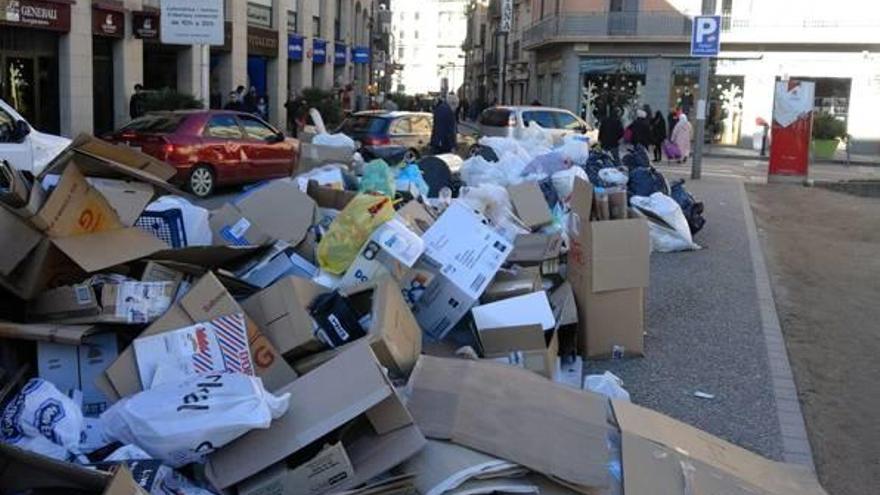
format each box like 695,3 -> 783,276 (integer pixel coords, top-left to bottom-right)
480,109 -> 512,127
339,115 -> 389,135
120,114 -> 186,133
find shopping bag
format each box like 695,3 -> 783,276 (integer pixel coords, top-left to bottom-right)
662,139 -> 682,160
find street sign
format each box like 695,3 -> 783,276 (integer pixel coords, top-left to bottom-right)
499,0 -> 513,33
690,15 -> 721,57
160,0 -> 223,46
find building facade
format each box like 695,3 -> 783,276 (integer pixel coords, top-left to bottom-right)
465,0 -> 880,153
390,0 -> 467,96
0,0 -> 388,138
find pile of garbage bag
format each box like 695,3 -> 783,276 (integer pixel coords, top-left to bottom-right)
0,127 -> 827,495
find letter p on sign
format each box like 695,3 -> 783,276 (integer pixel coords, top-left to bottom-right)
691,15 -> 721,57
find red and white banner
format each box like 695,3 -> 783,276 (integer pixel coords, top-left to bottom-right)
769,80 -> 815,179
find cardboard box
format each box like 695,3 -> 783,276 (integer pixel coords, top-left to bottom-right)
0,320 -> 102,345
406,355 -> 614,491
237,443 -> 355,495
245,276 -> 422,377
567,178 -> 650,358
32,163 -> 123,237
205,343 -> 426,491
613,399 -> 829,495
29,280 -> 176,324
210,180 -> 316,247
508,181 -> 553,230
413,203 -> 512,340
242,275 -> 328,358
235,241 -> 319,289
548,281 -> 579,358
339,218 -> 425,290
478,324 -> 559,379
481,266 -> 542,303
87,177 -> 155,227
0,442 -> 148,495
41,133 -> 177,183
102,273 -> 297,401
37,332 -> 118,416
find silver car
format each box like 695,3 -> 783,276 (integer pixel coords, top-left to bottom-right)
477,106 -> 598,146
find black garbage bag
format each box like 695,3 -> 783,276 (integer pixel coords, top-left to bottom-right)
627,166 -> 670,198
669,179 -> 706,235
622,145 -> 651,171
582,149 -> 618,185
417,155 -> 455,198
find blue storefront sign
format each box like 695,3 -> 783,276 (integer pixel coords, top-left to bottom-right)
334,43 -> 347,66
312,38 -> 326,64
352,46 -> 370,64
288,34 -> 304,61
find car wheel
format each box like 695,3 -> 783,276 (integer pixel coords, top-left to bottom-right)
404,148 -> 420,163
189,165 -> 215,198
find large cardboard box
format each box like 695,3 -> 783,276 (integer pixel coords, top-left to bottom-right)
478,324 -> 559,379
567,178 -> 649,358
101,273 -> 296,401
210,180 -> 316,247
37,332 -> 118,416
205,343 -> 425,491
507,181 -> 553,230
407,356 -> 830,495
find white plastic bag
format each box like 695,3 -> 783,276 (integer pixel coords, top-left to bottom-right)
519,123 -> 555,152
558,134 -> 591,164
550,167 -> 589,203
458,186 -> 529,241
144,196 -> 213,247
598,168 -> 629,187
313,132 -> 356,150
583,371 -> 631,401
460,154 -> 529,188
1,379 -> 84,460
477,136 -> 536,163
100,373 -> 290,467
631,193 -> 701,253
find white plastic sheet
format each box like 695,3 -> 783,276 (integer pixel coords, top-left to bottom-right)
313,133 -> 356,150
583,372 -> 631,401
0,379 -> 84,460
100,373 -> 290,467
631,193 -> 701,253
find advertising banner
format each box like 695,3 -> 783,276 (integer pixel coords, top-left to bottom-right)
769,80 -> 815,179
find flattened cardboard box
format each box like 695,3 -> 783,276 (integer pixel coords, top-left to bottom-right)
612,399 -> 828,495
205,343 -> 424,490
481,266 -> 542,303
0,320 -> 102,345
406,355 -> 614,491
567,178 -> 649,358
102,272 -> 296,401
28,281 -> 175,324
237,442 -> 355,495
41,133 -> 177,182
210,180 -> 317,247
507,233 -> 563,265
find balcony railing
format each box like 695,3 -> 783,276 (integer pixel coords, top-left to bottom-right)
523,12 -> 692,48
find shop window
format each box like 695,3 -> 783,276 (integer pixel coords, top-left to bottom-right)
709,75 -> 745,145
581,71 -> 647,125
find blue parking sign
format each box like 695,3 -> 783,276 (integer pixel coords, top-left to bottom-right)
691,15 -> 721,57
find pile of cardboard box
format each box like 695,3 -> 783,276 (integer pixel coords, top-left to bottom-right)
0,136 -> 827,494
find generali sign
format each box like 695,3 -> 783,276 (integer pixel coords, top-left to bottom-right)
1,0 -> 71,32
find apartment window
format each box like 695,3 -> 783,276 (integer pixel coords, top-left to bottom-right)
313,16 -> 321,37
415,12 -> 419,20
721,0 -> 733,29
334,0 -> 342,41
399,30 -> 404,39
479,24 -> 486,47
414,30 -> 419,39
610,0 -> 624,12
288,11 -> 297,32
399,47 -> 405,59
540,0 -> 546,19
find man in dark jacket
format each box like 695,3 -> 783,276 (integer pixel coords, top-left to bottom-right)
628,109 -> 652,148
598,110 -> 624,164
430,98 -> 457,154
129,84 -> 145,120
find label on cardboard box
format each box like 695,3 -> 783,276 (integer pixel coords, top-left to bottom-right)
133,312 -> 255,389
34,164 -> 123,237
287,442 -> 355,494
421,202 -> 512,300
229,218 -> 252,239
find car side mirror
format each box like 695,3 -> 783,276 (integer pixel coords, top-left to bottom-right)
13,120 -> 30,141
268,132 -> 285,143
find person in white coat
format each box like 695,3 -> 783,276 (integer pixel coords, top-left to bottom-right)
670,113 -> 693,163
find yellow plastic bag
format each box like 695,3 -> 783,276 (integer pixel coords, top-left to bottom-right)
317,193 -> 395,274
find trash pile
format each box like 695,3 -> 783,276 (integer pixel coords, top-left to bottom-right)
0,132 -> 826,495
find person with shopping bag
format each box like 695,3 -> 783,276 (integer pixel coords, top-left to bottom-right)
669,113 -> 693,163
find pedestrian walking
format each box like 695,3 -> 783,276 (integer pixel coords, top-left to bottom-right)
670,113 -> 693,163
256,97 -> 269,121
598,110 -> 625,164
382,93 -> 399,111
244,86 -> 258,114
430,98 -> 457,154
224,91 -> 242,111
627,109 -> 652,148
129,84 -> 146,120
650,111 -> 667,163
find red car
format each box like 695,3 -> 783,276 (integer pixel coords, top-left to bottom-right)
104,110 -> 299,197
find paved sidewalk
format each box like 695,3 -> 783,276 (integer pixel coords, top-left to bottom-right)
707,144 -> 879,167
588,178 -> 808,463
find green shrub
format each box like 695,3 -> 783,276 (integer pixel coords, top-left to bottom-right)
302,87 -> 343,128
812,112 -> 847,140
141,88 -> 203,112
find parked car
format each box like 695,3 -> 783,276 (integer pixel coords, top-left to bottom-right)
337,110 -> 478,161
0,98 -> 71,176
104,110 -> 298,197
477,106 -> 599,146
